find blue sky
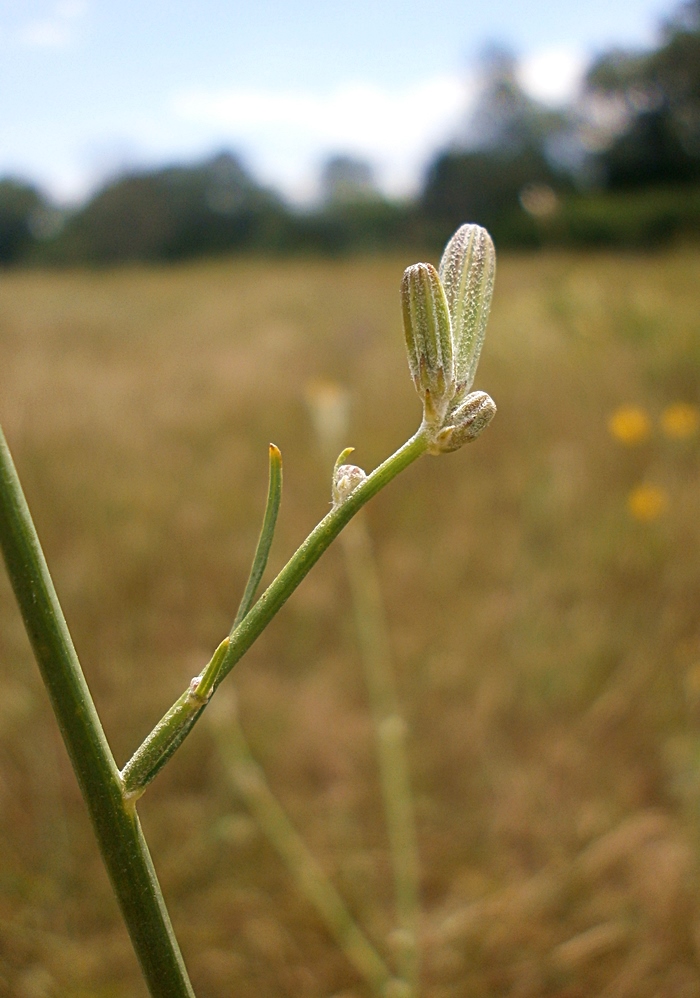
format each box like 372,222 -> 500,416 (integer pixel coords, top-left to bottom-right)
0,0 -> 675,203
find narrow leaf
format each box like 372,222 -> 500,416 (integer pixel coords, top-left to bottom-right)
231,444 -> 283,631
191,636 -> 231,703
334,446 -> 356,477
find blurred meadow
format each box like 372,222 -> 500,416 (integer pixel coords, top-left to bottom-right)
1,246 -> 700,997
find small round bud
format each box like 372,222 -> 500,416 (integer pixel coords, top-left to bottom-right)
188,675 -> 214,703
431,391 -> 497,453
332,463 -> 367,505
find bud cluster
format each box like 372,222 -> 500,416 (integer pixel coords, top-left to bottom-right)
401,224 -> 497,453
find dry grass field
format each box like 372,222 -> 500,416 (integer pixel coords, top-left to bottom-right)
0,248 -> 699,997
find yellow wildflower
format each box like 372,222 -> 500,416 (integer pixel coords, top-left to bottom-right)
627,483 -> 667,521
660,402 -> 700,440
608,406 -> 651,445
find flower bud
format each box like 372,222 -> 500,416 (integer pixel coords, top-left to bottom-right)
332,463 -> 367,506
431,391 -> 497,453
438,225 -> 495,398
401,262 -> 453,421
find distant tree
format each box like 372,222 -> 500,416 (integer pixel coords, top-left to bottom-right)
53,152 -> 289,263
465,47 -> 567,155
0,179 -> 47,265
320,155 -> 379,205
299,154 -> 418,254
421,49 -> 570,245
585,0 -> 700,187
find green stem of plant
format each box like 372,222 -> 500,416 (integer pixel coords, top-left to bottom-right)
0,425 -> 195,998
122,425 -> 430,795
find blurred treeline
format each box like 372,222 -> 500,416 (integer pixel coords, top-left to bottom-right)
1,0 -> 699,265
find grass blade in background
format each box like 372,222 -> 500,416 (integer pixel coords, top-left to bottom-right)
340,514 -> 421,994
308,382 -> 421,995
208,693 -> 397,997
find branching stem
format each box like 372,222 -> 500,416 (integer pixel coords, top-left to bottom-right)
0,417 -> 429,998
122,425 -> 429,795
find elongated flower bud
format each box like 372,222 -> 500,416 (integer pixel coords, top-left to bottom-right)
438,225 -> 495,398
401,262 -> 453,422
431,391 -> 497,453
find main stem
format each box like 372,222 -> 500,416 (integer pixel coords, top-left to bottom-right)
123,425 -> 430,795
0,425 -> 195,998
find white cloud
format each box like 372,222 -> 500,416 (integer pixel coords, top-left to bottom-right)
20,19 -> 72,47
19,1 -> 87,49
56,0 -> 88,17
517,46 -> 587,106
172,75 -> 475,201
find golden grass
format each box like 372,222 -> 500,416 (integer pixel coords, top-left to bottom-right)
1,248 -> 700,996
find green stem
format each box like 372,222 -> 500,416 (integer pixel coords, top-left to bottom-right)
122,425 -> 429,795
0,425 -> 195,998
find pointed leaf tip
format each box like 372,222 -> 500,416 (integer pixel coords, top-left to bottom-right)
334,446 -> 355,473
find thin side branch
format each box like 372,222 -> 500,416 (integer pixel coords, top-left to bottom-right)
122,426 -> 429,795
